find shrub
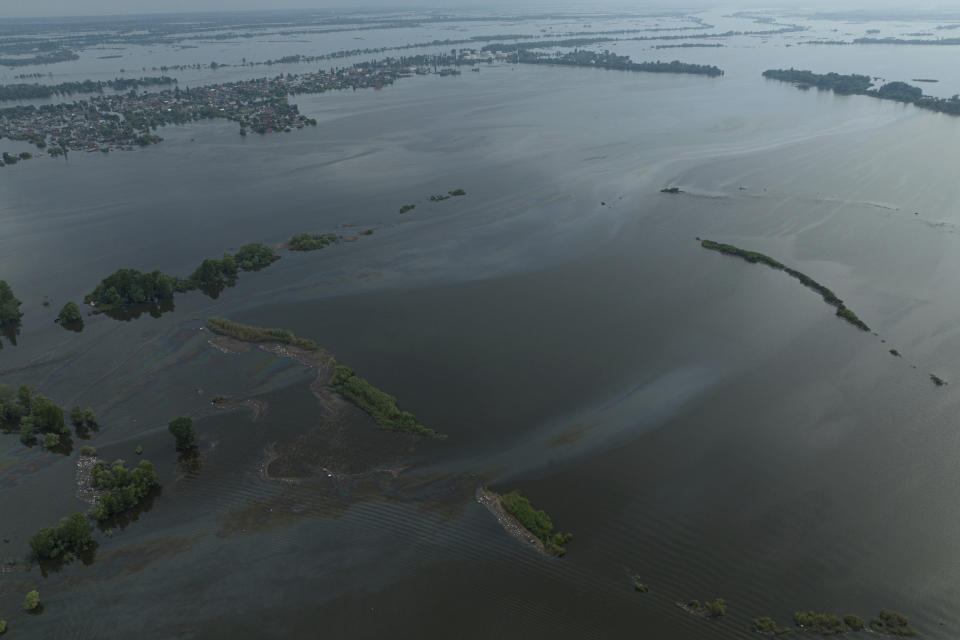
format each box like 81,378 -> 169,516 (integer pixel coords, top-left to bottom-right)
871,610 -> 915,636
79,445 -> 96,457
844,615 -> 865,631
29,513 -> 93,560
23,590 -> 39,611
168,417 -> 196,451
57,301 -> 83,325
288,232 -> 338,251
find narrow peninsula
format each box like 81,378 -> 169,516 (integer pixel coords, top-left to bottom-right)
763,68 -> 960,118
700,239 -> 870,331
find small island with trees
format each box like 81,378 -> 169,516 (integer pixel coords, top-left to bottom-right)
700,239 -> 870,331
476,487 -> 572,556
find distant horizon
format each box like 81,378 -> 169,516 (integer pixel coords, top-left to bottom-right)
2,1 -> 958,21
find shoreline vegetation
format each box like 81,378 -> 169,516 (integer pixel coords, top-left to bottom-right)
762,68 -> 960,118
476,487 -> 572,556
206,318 -> 439,438
699,239 -> 870,332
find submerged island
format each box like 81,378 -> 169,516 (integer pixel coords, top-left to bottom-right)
206,317 -> 438,437
700,239 -> 870,331
762,68 -> 960,117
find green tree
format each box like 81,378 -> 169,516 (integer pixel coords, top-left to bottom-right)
168,416 -> 196,450
0,280 -> 22,326
57,301 -> 83,325
23,590 -> 39,611
0,619 -> 7,634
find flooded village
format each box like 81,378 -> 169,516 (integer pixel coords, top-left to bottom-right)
0,53 -> 474,155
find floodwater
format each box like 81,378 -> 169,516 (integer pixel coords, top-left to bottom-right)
3,8 -> 960,639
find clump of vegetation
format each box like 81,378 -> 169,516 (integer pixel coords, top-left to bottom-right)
135,445 -> 143,455
751,617 -> 791,634
0,384 -> 69,450
429,193 -> 450,202
0,619 -> 6,634
167,417 -> 196,451
793,610 -> 856,633
889,349 -> 900,357
399,204 -> 416,214
207,317 -> 318,350
930,374 -> 947,387
234,243 -> 280,271
633,577 -> 649,592
79,445 -> 97,457
871,610 -> 915,636
329,363 -> 437,437
661,186 -> 681,193
85,268 -> 177,310
23,590 -> 39,612
844,615 -> 865,631
0,280 -> 23,326
183,253 -> 238,290
700,239 -> 870,331
211,394 -> 230,406
360,229 -> 374,236
448,189 -> 466,196
56,301 -> 83,328
289,232 -> 338,251
685,599 -> 727,618
499,490 -> 572,556
29,513 -> 93,560
90,459 -> 159,521
69,406 -> 97,433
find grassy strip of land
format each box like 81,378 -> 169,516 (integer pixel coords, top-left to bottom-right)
207,317 -> 318,350
700,239 -> 870,331
763,68 -> 960,118
499,490 -> 572,556
329,363 -> 438,437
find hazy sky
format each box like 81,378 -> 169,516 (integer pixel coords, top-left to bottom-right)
0,0 -> 949,19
